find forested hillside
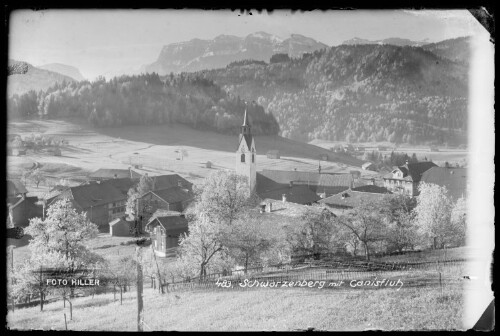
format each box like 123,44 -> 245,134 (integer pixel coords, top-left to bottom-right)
196,40 -> 469,145
7,73 -> 280,136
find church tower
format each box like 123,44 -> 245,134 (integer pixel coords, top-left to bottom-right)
235,108 -> 256,193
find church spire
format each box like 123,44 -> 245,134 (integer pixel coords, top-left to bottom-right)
242,108 -> 248,127
241,106 -> 251,135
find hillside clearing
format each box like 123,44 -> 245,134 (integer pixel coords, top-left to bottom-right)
7,284 -> 465,331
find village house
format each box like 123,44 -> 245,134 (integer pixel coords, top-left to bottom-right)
7,180 -> 43,247
266,150 -> 280,159
46,173 -> 194,234
383,161 -> 437,196
8,179 -> 28,198
140,187 -> 194,215
420,167 -> 468,201
145,210 -> 189,257
46,178 -> 133,232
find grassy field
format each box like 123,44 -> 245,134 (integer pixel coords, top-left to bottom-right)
7,119 -> 372,193
6,282 -> 466,331
310,139 -> 468,166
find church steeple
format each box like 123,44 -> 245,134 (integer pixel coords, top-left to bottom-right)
241,108 -> 251,135
236,106 -> 256,194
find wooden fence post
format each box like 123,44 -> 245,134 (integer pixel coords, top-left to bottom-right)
136,246 -> 144,332
64,313 -> 68,330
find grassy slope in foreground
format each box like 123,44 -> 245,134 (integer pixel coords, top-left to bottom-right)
7,285 -> 463,331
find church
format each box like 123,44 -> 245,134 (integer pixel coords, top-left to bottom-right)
235,111 -> 357,205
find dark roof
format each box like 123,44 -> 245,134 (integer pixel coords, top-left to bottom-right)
257,170 -> 352,190
109,218 -> 131,227
318,190 -> 388,209
238,133 -> 253,150
50,182 -> 127,209
318,174 -> 352,188
147,187 -> 193,204
146,212 -> 188,234
7,180 -> 28,197
150,174 -> 193,191
102,178 -> 137,195
258,185 -> 321,205
420,167 -> 467,200
385,161 -> 437,182
351,185 -> 392,194
405,162 -> 437,181
89,168 -> 142,180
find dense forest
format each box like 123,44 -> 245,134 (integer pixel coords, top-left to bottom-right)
7,73 -> 280,136
195,40 -> 469,145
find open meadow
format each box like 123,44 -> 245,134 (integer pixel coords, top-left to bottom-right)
310,139 -> 468,167
7,281 -> 468,331
8,118 -> 373,193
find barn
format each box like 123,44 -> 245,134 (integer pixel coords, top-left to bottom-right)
109,218 -> 132,237
266,150 -> 280,159
145,211 -> 188,257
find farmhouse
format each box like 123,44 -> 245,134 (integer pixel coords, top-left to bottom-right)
383,161 -> 437,196
266,150 -> 280,159
140,187 -> 193,214
420,167 -> 467,201
7,179 -> 28,198
45,147 -> 62,156
47,178 -> 135,231
12,148 -> 27,156
7,191 -> 43,247
149,174 -> 193,193
145,210 -> 188,257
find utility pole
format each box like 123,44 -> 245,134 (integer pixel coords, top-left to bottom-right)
136,246 -> 144,332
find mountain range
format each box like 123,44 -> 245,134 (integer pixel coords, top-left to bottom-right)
143,32 -> 328,75
8,34 -> 471,145
342,37 -> 430,47
194,36 -> 471,145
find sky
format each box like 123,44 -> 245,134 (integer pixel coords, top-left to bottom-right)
8,9 -> 487,80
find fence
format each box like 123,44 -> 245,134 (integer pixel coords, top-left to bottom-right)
162,259 -> 467,293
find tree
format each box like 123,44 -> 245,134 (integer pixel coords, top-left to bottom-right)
177,170 -> 254,280
224,210 -> 272,273
449,197 -> 467,247
28,168 -> 46,188
413,183 -> 453,249
14,199 -> 103,308
384,195 -> 419,253
337,200 -> 389,261
126,174 -> 154,235
286,208 -> 336,260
